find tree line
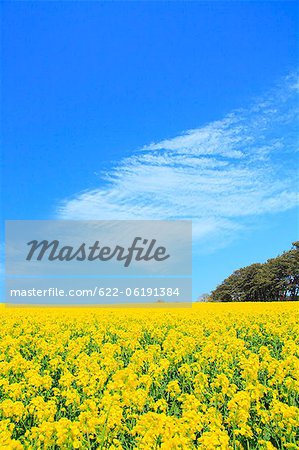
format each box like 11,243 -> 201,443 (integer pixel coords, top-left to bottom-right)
211,241 -> 299,302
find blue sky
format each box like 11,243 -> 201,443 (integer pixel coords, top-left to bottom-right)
2,1 -> 298,297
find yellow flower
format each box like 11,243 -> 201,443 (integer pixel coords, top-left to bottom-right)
0,301 -> 297,448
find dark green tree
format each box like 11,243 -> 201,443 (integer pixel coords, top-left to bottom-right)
211,242 -> 299,302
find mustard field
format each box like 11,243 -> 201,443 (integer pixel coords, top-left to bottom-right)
0,303 -> 298,449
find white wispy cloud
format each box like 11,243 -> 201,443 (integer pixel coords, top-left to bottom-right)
57,74 -> 298,251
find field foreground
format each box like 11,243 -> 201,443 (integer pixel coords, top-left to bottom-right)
0,303 -> 298,450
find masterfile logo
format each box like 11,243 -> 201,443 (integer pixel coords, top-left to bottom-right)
5,220 -> 192,305
6,220 -> 191,275
26,237 -> 170,267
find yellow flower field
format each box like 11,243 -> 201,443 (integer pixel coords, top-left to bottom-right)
0,303 -> 298,450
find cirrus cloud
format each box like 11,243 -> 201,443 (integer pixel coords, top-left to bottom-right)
57,74 -> 298,251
